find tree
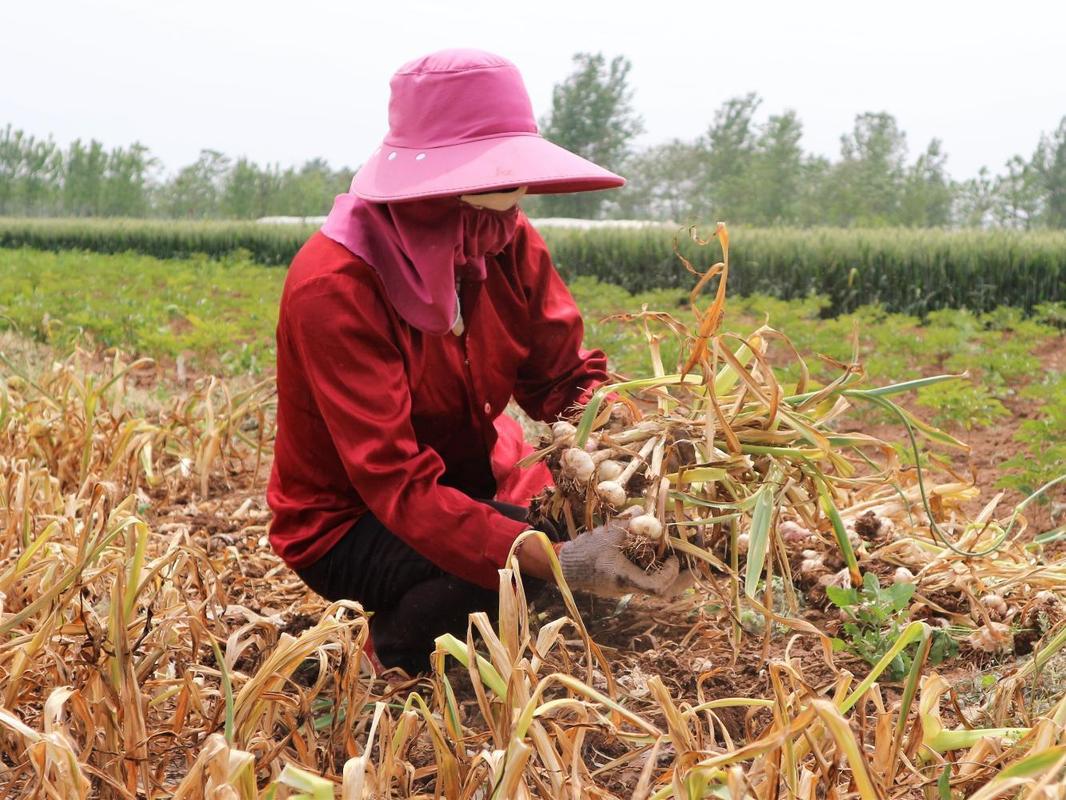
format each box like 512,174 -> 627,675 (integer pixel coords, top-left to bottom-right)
953,166 -> 997,227
221,157 -> 267,219
161,149 -> 230,218
271,158 -> 349,217
0,125 -> 26,214
824,112 -> 908,225
534,53 -> 644,219
0,127 -> 62,215
101,143 -> 155,217
994,155 -> 1041,229
611,139 -> 707,221
699,93 -> 761,221
798,155 -> 833,226
1031,116 -> 1066,228
748,109 -> 805,224
20,135 -> 62,216
4,107 -> 1065,228
62,139 -> 108,216
899,139 -> 952,226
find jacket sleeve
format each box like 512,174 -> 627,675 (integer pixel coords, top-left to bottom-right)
512,222 -> 610,422
284,272 -> 529,590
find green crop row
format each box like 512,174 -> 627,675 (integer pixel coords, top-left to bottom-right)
542,225 -> 1066,316
0,217 -> 310,265
2,217 -> 1065,315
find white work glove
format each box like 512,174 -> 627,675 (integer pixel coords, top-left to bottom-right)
558,521 -> 680,598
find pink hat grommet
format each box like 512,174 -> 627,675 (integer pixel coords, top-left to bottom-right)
350,49 -> 626,202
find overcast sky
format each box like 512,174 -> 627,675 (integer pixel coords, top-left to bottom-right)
3,0 -> 1064,182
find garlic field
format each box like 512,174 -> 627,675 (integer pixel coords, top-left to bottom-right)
0,228 -> 1064,798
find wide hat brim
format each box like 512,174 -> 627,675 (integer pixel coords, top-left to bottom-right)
350,132 -> 625,202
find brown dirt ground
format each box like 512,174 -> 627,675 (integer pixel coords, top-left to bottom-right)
136,461 -> 1059,797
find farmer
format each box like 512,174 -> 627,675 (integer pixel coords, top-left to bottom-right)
267,49 -> 680,675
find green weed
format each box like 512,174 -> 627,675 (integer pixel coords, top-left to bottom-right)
828,573 -> 957,680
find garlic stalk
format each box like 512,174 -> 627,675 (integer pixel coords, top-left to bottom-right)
628,438 -> 666,541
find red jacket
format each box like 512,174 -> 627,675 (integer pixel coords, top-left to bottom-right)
267,218 -> 608,589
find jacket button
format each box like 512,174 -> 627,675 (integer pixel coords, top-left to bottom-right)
483,402 -> 492,414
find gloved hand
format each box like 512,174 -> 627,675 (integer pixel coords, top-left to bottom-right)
558,521 -> 680,598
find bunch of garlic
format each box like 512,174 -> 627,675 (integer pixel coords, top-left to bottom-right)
552,420 -> 667,543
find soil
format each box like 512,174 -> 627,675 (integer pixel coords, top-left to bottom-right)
839,387 -> 1061,535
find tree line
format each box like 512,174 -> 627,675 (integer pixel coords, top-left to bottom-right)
531,54 -> 1066,228
0,129 -> 352,220
2,52 -> 1064,227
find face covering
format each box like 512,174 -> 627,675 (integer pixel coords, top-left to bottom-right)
320,186 -> 527,336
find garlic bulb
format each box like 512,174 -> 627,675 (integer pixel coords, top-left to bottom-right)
629,514 -> 663,542
779,520 -> 812,543
968,621 -> 1012,653
560,448 -> 595,485
596,459 -> 624,481
551,420 -> 576,444
892,566 -> 915,584
596,480 -> 627,508
980,593 -> 1008,620
823,568 -> 851,589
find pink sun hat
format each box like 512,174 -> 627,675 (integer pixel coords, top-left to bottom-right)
350,49 -> 626,202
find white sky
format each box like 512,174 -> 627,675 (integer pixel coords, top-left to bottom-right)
3,0 -> 1064,181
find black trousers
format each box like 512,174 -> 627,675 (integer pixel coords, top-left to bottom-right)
295,500 -> 557,675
